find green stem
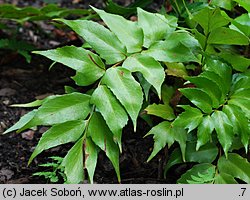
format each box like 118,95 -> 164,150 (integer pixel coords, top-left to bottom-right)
82,104 -> 96,141
176,26 -> 192,31
182,0 -> 192,18
88,54 -> 106,70
112,60 -> 123,68
201,32 -> 210,68
212,166 -> 219,184
173,0 -> 181,16
82,76 -> 103,140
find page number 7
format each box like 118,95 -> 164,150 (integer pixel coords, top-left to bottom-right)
240,188 -> 246,197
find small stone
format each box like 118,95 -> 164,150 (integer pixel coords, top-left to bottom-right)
48,40 -> 60,47
130,16 -> 138,22
30,146 -> 36,152
0,121 -> 6,128
49,146 -> 61,153
0,88 -> 16,96
38,127 -> 49,134
3,99 -> 10,105
0,122 -> 7,133
0,169 -> 14,182
21,130 -> 35,140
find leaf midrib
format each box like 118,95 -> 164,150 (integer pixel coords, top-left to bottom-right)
82,23 -> 126,57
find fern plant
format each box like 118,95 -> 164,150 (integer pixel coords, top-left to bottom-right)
4,1 -> 250,184
33,156 -> 66,183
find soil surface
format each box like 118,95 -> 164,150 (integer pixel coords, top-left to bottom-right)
0,0 -> 180,184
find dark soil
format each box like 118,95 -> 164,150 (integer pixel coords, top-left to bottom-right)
0,0 -> 180,184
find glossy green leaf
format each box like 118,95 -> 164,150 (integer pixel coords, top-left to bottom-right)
230,73 -> 250,94
122,54 -> 165,97
101,67 -> 142,130
208,27 -> 249,45
173,127 -> 188,162
23,93 -> 91,128
187,76 -> 221,108
223,104 -> 250,152
143,32 -> 200,63
230,13 -> 250,37
220,52 -> 250,72
193,29 -> 206,50
200,71 -> 228,102
87,112 -> 120,182
84,137 -> 99,184
211,0 -> 233,10
234,0 -> 250,12
29,120 -> 86,164
61,137 -> 84,184
231,88 -> 250,101
218,153 -> 250,183
136,73 -> 151,101
205,59 -> 232,94
193,7 -> 230,35
58,19 -> 126,64
229,87 -> 250,119
187,169 -> 215,184
145,121 -> 187,162
90,85 -> 128,149
229,136 -> 246,151
145,103 -> 175,121
177,163 -> 215,183
172,105 -> 203,133
143,41 -> 199,63
233,69 -> 250,85
92,6 -> 143,53
10,99 -> 44,108
206,58 -> 229,78
186,142 -> 218,163
214,173 -> 237,184
34,46 -> 105,86
165,62 -> 188,78
165,142 -> 218,175
164,148 -> 182,175
179,88 -> 213,113
161,85 -> 175,105
211,111 -> 234,156
137,8 -> 177,47
104,0 -> 153,17
4,110 -> 36,134
167,31 -> 201,50
64,86 -> 78,94
145,121 -> 175,161
229,99 -> 250,119
197,115 -> 214,150
243,69 -> 250,77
